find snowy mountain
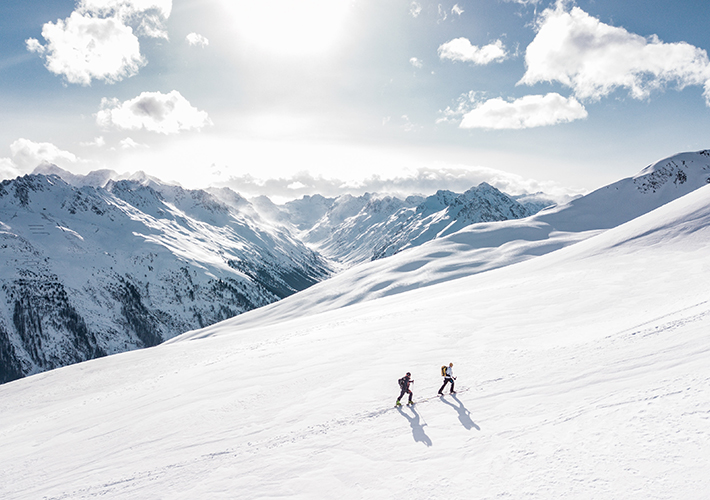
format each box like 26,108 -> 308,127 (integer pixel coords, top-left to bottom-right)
1,164 -> 709,498
177,150 -> 710,330
278,183 -> 543,265
0,172 -> 332,383
370,183 -> 534,260
3,151 -> 707,384
0,164 -> 562,383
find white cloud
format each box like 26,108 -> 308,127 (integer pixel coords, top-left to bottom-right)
520,2 -> 710,104
409,57 -> 423,68
438,38 -> 508,65
79,0 -> 172,18
0,158 -> 20,180
410,1 -> 422,17
8,139 -> 79,171
81,136 -> 107,147
437,90 -> 485,124
79,0 -> 172,38
437,4 -> 447,22
401,115 -> 419,132
186,32 -> 209,48
452,4 -> 464,16
218,165 -> 574,201
459,93 -> 588,129
26,0 -> 171,85
120,137 -> 144,148
97,90 -> 212,134
25,38 -> 45,54
30,12 -> 144,85
287,181 -> 308,190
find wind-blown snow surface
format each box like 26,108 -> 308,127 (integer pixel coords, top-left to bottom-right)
1,183 -> 710,498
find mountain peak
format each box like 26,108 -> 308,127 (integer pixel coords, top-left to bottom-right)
632,150 -> 710,195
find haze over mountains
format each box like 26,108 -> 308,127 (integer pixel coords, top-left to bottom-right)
1,150 -> 709,498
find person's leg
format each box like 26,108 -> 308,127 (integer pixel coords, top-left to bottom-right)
408,389 -> 413,403
397,387 -> 407,402
438,380 -> 447,394
450,378 -> 455,393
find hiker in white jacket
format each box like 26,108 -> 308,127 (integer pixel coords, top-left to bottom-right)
438,362 -> 456,395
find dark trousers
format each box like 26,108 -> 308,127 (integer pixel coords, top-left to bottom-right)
439,377 -> 455,394
397,387 -> 413,402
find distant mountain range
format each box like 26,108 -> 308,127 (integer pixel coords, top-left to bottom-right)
256,183 -> 557,265
2,150 -> 708,384
175,150 -> 710,336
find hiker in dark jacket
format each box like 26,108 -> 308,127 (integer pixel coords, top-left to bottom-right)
396,372 -> 414,406
438,362 -> 456,395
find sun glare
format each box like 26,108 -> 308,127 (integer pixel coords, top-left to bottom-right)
222,0 -> 352,57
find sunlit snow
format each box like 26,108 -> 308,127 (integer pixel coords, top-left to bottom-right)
1,158 -> 709,498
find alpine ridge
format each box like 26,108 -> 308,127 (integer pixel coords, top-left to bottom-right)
279,183 -> 549,265
174,150 -> 710,335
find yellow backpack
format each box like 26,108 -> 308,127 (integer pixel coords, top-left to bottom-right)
441,365 -> 447,377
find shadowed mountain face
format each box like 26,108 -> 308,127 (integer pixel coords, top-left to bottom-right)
0,174 -> 332,383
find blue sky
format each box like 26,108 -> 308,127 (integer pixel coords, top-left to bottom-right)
1,0 -> 709,200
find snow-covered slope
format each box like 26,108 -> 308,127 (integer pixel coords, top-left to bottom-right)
0,173 -> 332,383
1,179 -> 709,499
197,150 -> 710,328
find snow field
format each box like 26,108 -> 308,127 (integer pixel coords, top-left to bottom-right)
1,185 -> 710,498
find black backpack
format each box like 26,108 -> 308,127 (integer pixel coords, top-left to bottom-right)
398,377 -> 406,390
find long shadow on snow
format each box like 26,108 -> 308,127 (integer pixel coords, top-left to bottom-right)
439,394 -> 480,431
396,406 -> 432,447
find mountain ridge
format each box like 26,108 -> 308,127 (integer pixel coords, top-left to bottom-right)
2,150 -> 708,383
172,149 -> 710,337
0,173 -> 332,383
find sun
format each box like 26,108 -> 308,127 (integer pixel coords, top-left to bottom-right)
221,0 -> 352,57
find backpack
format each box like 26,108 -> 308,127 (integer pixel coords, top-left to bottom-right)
441,365 -> 447,377
398,377 -> 406,390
